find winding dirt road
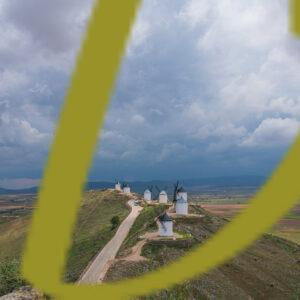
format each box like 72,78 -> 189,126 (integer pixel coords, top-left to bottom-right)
79,199 -> 143,284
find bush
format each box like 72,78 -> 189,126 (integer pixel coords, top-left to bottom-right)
0,259 -> 26,296
110,216 -> 120,230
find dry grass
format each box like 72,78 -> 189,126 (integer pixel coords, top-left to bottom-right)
105,206 -> 300,299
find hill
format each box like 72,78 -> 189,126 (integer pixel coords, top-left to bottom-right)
104,205 -> 300,299
0,189 -> 131,296
0,187 -> 37,195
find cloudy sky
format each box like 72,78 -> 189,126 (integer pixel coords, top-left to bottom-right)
0,0 -> 300,188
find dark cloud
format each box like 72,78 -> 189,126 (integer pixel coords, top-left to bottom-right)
0,0 -> 299,188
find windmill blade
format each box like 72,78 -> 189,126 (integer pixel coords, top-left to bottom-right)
155,185 -> 161,193
173,181 -> 179,202
173,181 -> 179,192
158,217 -> 167,231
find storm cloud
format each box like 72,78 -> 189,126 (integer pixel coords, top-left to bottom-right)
0,0 -> 299,188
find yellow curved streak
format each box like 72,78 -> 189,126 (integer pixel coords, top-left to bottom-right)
22,1 -> 300,299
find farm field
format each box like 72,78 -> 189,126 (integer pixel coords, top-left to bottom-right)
201,201 -> 300,245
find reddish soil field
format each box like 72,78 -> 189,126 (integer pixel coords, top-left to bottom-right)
277,219 -> 300,228
0,205 -> 27,210
201,204 -> 247,218
202,203 -> 300,244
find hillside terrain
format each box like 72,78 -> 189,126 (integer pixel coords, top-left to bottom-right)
0,189 -> 131,296
1,188 -> 299,299
105,205 -> 300,299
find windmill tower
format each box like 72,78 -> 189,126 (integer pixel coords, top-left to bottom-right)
144,186 -> 152,201
177,187 -> 187,202
122,183 -> 131,195
157,212 -> 173,237
173,182 -> 188,215
156,186 -> 168,203
115,180 -> 121,191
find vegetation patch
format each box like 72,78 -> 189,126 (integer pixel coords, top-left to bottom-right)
0,215 -> 31,262
64,190 -> 130,282
0,189 -> 131,296
117,204 -> 167,257
0,259 -> 26,296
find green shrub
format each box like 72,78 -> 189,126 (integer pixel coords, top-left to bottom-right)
0,259 -> 26,296
110,216 -> 120,230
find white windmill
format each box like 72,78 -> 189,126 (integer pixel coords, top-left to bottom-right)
115,180 -> 121,191
173,182 -> 188,215
122,183 -> 131,195
156,186 -> 168,203
143,186 -> 153,201
157,212 -> 173,237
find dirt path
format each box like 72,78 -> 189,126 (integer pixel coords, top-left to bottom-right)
78,199 -> 143,284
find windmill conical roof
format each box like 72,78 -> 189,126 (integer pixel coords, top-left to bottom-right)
158,213 -> 172,222
144,189 -> 150,193
160,190 -> 167,195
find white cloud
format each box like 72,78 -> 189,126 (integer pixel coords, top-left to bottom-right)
241,118 -> 300,147
178,0 -> 210,28
0,70 -> 29,97
131,114 -> 145,124
0,115 -> 49,146
126,18 -> 151,56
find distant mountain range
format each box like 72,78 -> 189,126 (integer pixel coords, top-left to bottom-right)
0,187 -> 38,195
0,175 -> 266,195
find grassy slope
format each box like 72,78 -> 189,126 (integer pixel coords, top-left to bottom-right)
0,215 -> 31,261
63,189 -> 130,282
0,189 -> 131,295
105,206 -> 300,299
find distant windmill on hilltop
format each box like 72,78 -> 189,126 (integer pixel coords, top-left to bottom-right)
173,181 -> 188,215
155,185 -> 168,203
114,180 -> 121,191
144,185 -> 153,201
122,182 -> 131,195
